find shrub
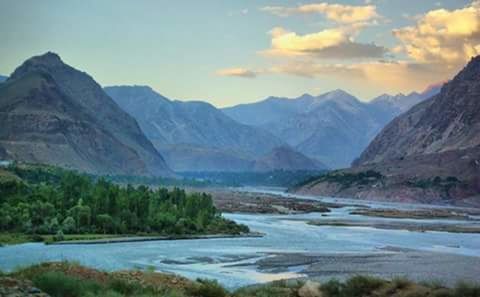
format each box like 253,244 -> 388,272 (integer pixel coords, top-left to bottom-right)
31,234 -> 44,242
33,271 -> 100,297
321,279 -> 343,297
192,279 -> 228,297
454,282 -> 480,297
53,230 -> 64,241
342,275 -> 385,297
107,277 -> 143,295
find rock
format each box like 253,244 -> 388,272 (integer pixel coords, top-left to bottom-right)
0,277 -> 50,296
298,281 -> 323,297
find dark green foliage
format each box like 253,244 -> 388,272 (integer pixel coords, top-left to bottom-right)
404,176 -> 463,194
342,275 -> 385,297
107,278 -> 144,295
454,282 -> 480,297
180,170 -> 327,187
321,279 -> 343,297
294,170 -> 383,189
0,166 -> 248,237
191,279 -> 228,297
33,271 -> 101,297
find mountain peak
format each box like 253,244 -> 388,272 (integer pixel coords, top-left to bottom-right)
9,52 -> 66,81
452,55 -> 480,83
25,52 -> 63,66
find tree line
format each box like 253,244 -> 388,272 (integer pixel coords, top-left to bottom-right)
0,166 -> 249,236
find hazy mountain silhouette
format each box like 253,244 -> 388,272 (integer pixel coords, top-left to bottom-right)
0,53 -> 173,176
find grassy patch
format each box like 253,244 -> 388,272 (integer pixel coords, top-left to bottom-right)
404,176 -> 464,193
0,233 -> 37,245
295,170 -> 384,190
6,262 -> 480,297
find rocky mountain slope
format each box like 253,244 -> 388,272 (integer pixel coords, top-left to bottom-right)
105,86 -> 301,172
292,56 -> 480,206
224,89 -> 439,169
0,53 -> 172,176
254,146 -> 327,172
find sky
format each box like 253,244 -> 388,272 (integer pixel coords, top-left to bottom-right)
0,0 -> 478,107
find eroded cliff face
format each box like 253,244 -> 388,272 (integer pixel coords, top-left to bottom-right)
0,52 -> 173,176
293,56 -> 480,206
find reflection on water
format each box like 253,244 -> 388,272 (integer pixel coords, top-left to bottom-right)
1,191 -> 480,289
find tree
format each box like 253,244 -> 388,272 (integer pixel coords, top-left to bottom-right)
62,216 -> 76,234
96,214 -> 114,234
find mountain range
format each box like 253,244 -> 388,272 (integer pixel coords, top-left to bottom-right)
105,86 -> 326,172
0,52 -> 449,181
0,75 -> 7,83
293,56 -> 480,206
0,53 -> 172,176
223,87 -> 440,168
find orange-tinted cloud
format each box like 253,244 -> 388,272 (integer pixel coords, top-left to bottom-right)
393,1 -> 480,65
262,26 -> 386,59
216,68 -> 258,78
261,3 -> 379,24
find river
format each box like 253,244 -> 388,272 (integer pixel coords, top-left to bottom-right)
1,189 -> 480,289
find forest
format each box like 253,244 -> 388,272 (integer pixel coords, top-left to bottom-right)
0,164 -> 249,239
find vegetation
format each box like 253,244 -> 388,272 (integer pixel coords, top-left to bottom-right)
4,262 -> 480,297
404,176 -> 464,193
180,170 -> 327,188
294,170 -> 384,189
0,164 -> 249,244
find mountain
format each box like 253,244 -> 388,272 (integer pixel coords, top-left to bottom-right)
0,75 -> 7,83
223,88 -> 440,169
224,90 -> 386,168
369,84 -> 442,115
292,57 -> 480,206
105,86 -> 289,172
254,146 -> 327,172
0,52 -> 172,176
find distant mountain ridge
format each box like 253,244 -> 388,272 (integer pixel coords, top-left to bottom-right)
0,75 -> 7,83
106,86 -> 325,172
0,52 -> 173,176
223,87 -> 440,169
292,56 -> 480,206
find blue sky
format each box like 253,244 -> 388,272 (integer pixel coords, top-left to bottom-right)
0,0 -> 477,107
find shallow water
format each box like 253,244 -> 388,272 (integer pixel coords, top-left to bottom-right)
1,191 -> 480,289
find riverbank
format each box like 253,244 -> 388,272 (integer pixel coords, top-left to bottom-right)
2,261 -> 479,297
308,219 -> 480,233
254,247 -> 480,287
204,188 -> 339,214
50,232 -> 264,245
350,208 -> 476,220
0,232 -> 263,246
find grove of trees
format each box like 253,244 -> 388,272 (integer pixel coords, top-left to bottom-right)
0,166 -> 249,236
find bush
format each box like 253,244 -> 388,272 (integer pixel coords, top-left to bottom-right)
454,282 -> 480,297
342,275 -> 385,297
192,279 -> 228,297
33,271 -> 100,297
53,230 -> 64,241
31,234 -> 44,242
321,279 -> 343,297
107,277 -> 143,295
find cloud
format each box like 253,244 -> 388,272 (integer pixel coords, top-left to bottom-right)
261,3 -> 379,24
220,1 -> 479,97
216,68 -> 258,78
393,1 -> 480,66
262,26 -> 387,59
266,59 -> 456,94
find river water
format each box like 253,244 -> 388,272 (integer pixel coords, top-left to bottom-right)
1,189 -> 480,289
